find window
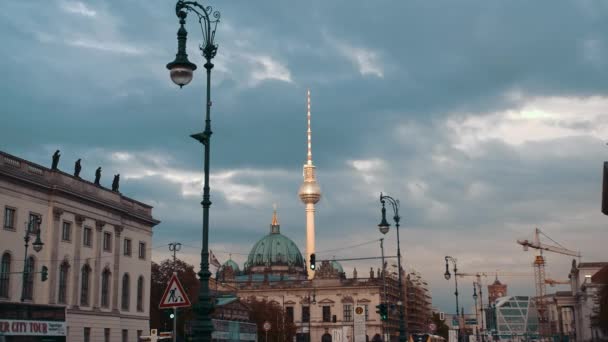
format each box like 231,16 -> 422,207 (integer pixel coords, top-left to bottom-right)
123,239 -> 132,256
364,304 -> 369,321
103,232 -> 112,252
83,227 -> 93,247
122,329 -> 128,342
104,328 -> 111,342
3,207 -> 15,229
80,265 -> 91,306
122,274 -> 130,310
84,327 -> 91,342
343,304 -> 353,322
101,269 -> 111,308
0,253 -> 10,298
61,222 -> 71,241
302,306 -> 310,323
23,256 -> 35,300
28,213 -> 41,233
323,306 -> 331,322
137,276 -> 144,312
137,330 -> 143,341
58,261 -> 69,304
138,242 -> 146,259
286,307 -> 294,323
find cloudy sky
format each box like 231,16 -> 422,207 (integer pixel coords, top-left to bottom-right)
2,0 -> 608,312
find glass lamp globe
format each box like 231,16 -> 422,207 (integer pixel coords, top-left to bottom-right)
444,271 -> 451,280
169,65 -> 195,88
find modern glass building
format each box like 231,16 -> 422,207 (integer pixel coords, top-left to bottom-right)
487,296 -> 539,341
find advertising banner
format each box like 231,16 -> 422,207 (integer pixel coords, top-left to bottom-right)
0,319 -> 66,336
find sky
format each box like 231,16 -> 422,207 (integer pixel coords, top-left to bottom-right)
1,0 -> 608,313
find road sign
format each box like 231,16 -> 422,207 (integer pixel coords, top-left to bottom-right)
263,321 -> 271,331
159,273 -> 192,308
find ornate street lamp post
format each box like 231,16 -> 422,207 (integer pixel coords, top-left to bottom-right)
444,256 -> 461,342
166,1 -> 220,341
378,193 -> 408,342
473,283 -> 480,342
21,218 -> 43,302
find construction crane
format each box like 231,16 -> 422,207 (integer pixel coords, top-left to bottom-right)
517,228 -> 580,340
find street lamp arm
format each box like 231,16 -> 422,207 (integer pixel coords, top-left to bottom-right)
176,0 -> 220,60
380,193 -> 400,221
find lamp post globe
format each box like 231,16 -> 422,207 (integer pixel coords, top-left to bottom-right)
378,198 -> 390,235
32,233 -> 43,253
444,271 -> 451,280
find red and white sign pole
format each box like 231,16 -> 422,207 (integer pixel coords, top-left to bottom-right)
159,273 -> 192,342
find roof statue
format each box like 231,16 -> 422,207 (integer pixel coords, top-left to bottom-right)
74,159 -> 82,178
51,150 -> 60,170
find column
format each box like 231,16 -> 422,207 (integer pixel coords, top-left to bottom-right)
92,220 -> 104,309
71,215 -> 85,308
48,207 -> 63,304
111,225 -> 123,312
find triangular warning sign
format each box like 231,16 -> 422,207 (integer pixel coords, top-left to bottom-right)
159,273 -> 192,308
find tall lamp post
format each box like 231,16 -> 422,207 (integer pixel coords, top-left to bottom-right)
378,193 -> 408,342
444,256 -> 461,342
21,218 -> 43,302
166,1 -> 220,341
473,283 -> 480,342
474,281 -> 485,342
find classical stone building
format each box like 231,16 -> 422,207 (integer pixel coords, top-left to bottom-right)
0,151 -> 159,341
217,210 -> 406,342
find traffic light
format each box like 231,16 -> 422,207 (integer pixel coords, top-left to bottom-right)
309,253 -> 316,270
376,303 -> 388,321
41,266 -> 48,282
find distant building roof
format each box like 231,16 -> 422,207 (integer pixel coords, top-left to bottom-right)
591,265 -> 608,284
578,262 -> 608,269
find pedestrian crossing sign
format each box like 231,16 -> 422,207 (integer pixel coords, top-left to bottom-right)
159,273 -> 192,308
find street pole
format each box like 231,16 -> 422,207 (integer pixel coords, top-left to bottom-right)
166,2 -> 220,341
381,238 -> 389,341
473,283 -> 479,342
478,281 -> 485,342
378,193 -> 408,342
445,256 -> 460,342
173,307 -> 177,342
20,219 -> 43,302
168,243 -> 181,342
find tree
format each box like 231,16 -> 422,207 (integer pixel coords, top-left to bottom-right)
150,259 -> 199,338
431,312 -> 450,340
246,297 -> 297,341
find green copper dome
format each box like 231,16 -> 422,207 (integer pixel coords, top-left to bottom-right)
245,233 -> 305,268
331,260 -> 344,274
223,259 -> 240,272
244,208 -> 305,270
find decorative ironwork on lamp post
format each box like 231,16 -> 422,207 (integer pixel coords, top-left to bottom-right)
21,218 -> 43,302
445,256 -> 461,342
378,193 -> 408,342
166,1 -> 220,341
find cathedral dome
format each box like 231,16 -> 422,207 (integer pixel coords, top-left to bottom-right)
223,259 -> 240,273
331,260 -> 344,274
243,208 -> 306,277
245,233 -> 305,269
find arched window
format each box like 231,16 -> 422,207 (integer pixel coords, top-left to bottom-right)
80,264 -> 91,306
101,269 -> 111,308
121,274 -> 130,311
137,276 -> 144,312
58,261 -> 70,304
23,256 -> 35,300
0,253 -> 10,298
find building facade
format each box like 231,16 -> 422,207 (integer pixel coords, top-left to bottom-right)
406,271 -> 432,334
0,151 -> 159,341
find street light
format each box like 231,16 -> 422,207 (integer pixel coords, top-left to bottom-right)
473,283 -> 480,342
166,1 -> 220,341
444,256 -> 461,342
378,193 -> 408,342
21,218 -> 43,302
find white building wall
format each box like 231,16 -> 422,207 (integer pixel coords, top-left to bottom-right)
0,152 -> 157,341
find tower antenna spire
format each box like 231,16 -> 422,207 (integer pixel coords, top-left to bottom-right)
307,88 -> 313,165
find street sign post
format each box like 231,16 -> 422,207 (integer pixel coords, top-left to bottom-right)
139,329 -> 172,342
159,273 -> 192,342
354,305 -> 366,342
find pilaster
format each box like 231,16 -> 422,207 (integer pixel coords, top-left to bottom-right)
48,207 -> 64,304
111,225 -> 123,312
71,214 -> 85,308
92,220 -> 105,310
